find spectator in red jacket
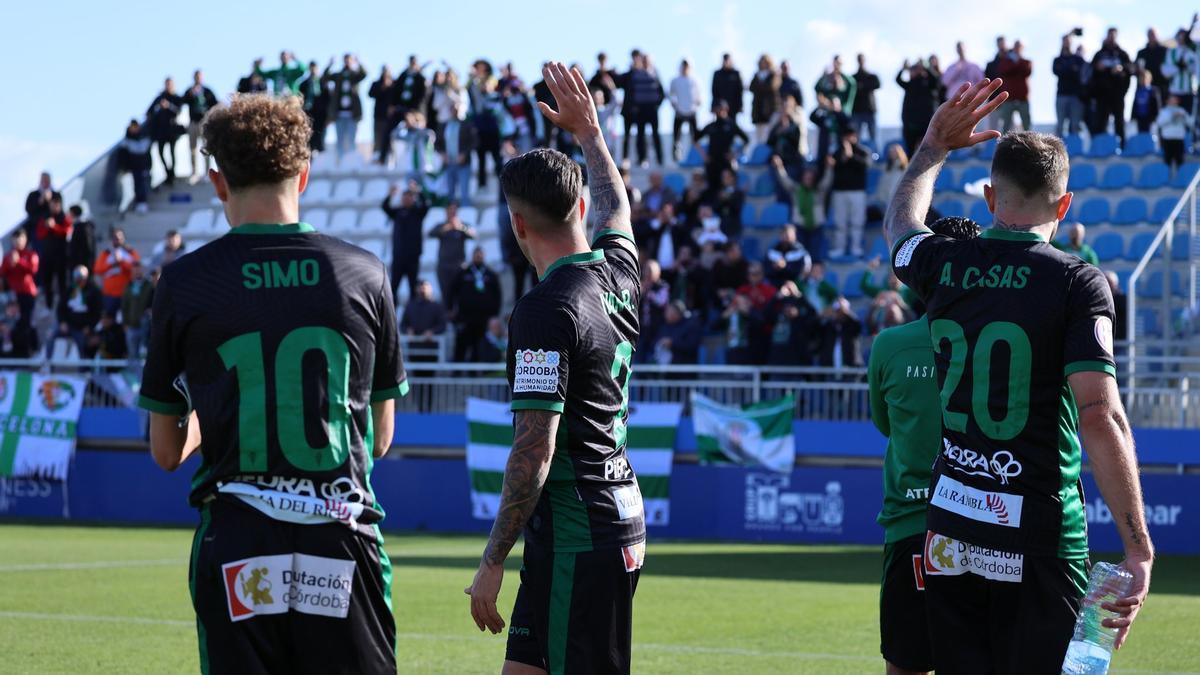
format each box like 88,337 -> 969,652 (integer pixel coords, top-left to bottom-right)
996,40 -> 1033,132
93,227 -> 140,316
35,194 -> 72,311
0,229 -> 40,333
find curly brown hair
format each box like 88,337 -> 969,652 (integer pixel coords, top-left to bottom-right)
201,94 -> 312,191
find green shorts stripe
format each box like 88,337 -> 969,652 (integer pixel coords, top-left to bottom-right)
189,505 -> 212,675
548,552 -> 577,675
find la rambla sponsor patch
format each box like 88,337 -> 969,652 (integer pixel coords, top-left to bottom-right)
513,349 -> 561,394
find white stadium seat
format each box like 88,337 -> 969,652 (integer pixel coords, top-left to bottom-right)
477,207 -> 499,235
310,152 -> 336,174
481,237 -> 502,265
301,179 -> 332,204
302,208 -> 329,231
358,238 -> 387,261
359,209 -> 388,234
338,152 -> 366,172
183,209 -> 215,236
328,208 -> 359,235
361,178 -> 390,202
332,179 -> 361,202
422,207 -> 446,231
458,206 -> 479,228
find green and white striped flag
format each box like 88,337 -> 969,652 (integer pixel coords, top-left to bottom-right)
0,372 -> 87,480
466,398 -> 681,525
692,393 -> 795,473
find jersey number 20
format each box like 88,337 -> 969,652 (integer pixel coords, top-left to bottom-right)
930,319 -> 1032,441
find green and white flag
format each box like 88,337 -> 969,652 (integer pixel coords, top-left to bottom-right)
0,372 -> 87,480
692,393 -> 795,473
466,398 -> 681,525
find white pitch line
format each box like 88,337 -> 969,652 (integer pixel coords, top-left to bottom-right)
0,558 -> 182,572
0,611 -> 193,627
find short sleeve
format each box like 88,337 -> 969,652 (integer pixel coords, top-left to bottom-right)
370,267 -> 409,402
506,296 -> 576,413
592,229 -> 640,290
137,272 -> 187,415
1063,265 -> 1117,377
890,228 -> 952,301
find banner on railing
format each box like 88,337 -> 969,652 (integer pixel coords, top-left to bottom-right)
692,393 -> 796,473
465,398 -> 682,525
0,372 -> 87,480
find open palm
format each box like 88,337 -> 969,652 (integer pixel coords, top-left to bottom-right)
537,62 -> 601,138
922,78 -> 1009,152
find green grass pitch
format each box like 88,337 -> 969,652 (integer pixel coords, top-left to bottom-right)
0,525 -> 1196,674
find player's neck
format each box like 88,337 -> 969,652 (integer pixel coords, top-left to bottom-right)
223,189 -> 300,229
993,215 -> 1056,241
531,236 -> 592,279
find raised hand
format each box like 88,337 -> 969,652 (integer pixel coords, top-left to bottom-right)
536,62 -> 601,139
921,78 -> 1008,153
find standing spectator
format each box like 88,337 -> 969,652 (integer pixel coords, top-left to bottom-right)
1131,70 -> 1163,134
467,59 -> 497,115
876,143 -> 909,206
24,172 -> 60,238
694,101 -> 749,189
476,317 -> 508,363
35,195 -> 71,310
771,158 -> 822,259
640,172 -> 678,218
1136,28 -> 1169,99
815,55 -> 857,113
531,64 -> 558,148
712,240 -> 750,294
87,312 -> 127,361
324,54 -> 368,161
996,40 -> 1033,132
116,120 -> 152,213
711,53 -> 745,119
654,301 -> 701,365
149,229 -> 187,272
638,260 -> 671,361
0,230 -> 38,333
1052,223 -> 1100,266
817,297 -> 863,369
440,101 -> 476,205
432,69 -> 466,137
400,279 -> 447,361
635,202 -> 687,267
896,60 -> 941,154
299,60 -> 330,152
383,181 -> 430,299
710,168 -> 747,241
257,51 -> 305,96
1054,34 -> 1088,137
394,56 -> 428,116
146,78 -> 185,186
941,42 -> 985,101
236,58 -> 268,94
827,128 -> 870,259
589,52 -> 618,105
55,265 -> 101,357
591,88 -> 621,157
1091,28 -> 1134,145
183,70 -> 217,181
470,68 -> 503,188
810,94 -> 849,170
121,261 -> 154,359
749,54 -> 782,143
1161,28 -> 1199,120
500,79 -> 538,154
766,95 -> 805,175
779,60 -> 803,108
1157,95 -> 1192,176
65,205 -> 96,280
669,59 -> 702,162
663,244 -> 706,311
735,262 -> 777,363
985,36 -> 1009,129
766,281 -> 819,367
851,53 -> 881,143
448,247 -> 501,362
625,54 -> 665,166
801,261 -> 839,312
368,66 -> 396,165
94,227 -> 139,316
427,201 -> 477,305
765,224 -> 812,286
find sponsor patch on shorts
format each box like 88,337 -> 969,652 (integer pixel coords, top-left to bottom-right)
222,553 -> 356,622
893,233 -> 931,268
923,531 -> 1024,582
622,542 -> 646,572
929,474 -> 1023,527
912,554 -> 925,591
513,349 -> 560,394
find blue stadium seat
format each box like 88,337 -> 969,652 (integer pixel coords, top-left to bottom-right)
1126,232 -> 1156,260
936,200 -> 965,218
1077,198 -> 1111,225
680,146 -> 705,168
948,148 -> 973,162
1173,233 -> 1195,261
737,172 -> 752,190
1088,133 -> 1120,158
1142,271 -> 1165,298
744,144 -> 772,166
978,138 -> 997,160
749,172 -> 775,197
1170,162 -> 1200,188
1064,134 -> 1086,156
842,274 -> 864,299
739,236 -> 761,260
1137,308 -> 1161,337
958,166 -> 989,191
664,173 -> 686,195
1123,133 -> 1157,158
1091,232 -> 1124,262
1136,162 -> 1169,190
1172,270 -> 1186,297
1152,196 -> 1177,223
968,200 -> 991,224
824,270 -> 840,290
1113,197 -> 1148,225
868,236 -> 890,260
867,168 -> 882,195
756,202 -> 790,228
1067,164 -> 1097,191
934,168 -> 956,192
1099,164 -> 1133,190
861,139 -> 878,154
740,202 -> 758,227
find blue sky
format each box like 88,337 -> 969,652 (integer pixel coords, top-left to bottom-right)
0,0 -> 1190,219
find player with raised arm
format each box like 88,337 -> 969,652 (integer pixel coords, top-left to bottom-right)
464,62 -> 644,675
138,95 -> 406,674
883,79 -> 1153,671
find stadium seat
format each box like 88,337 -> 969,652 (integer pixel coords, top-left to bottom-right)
458,206 -> 479,227
936,200 -> 965,218
423,207 -> 447,230
1126,232 -> 1155,260
328,208 -> 359,234
1063,134 -> 1085,157
664,173 -> 686,195
1136,162 -> 1170,190
823,270 -> 840,290
1170,162 -> 1200,189
1091,232 -> 1124,262
301,179 -> 332,204
933,167 -> 956,192
481,236 -> 503,264
332,179 -> 361,202
739,236 -> 761,260
1077,198 -> 1111,226
680,146 -> 704,168
1152,196 -> 1178,223
358,238 -> 387,261
1067,164 -> 1096,191
749,173 -> 776,197
958,166 -> 988,192
1142,271 -> 1166,298
361,178 -> 390,202
977,138 -> 997,160
1087,133 -> 1120,158
1123,133 -> 1156,158
947,148 -> 973,162
183,208 -> 215,236
310,152 -> 336,173
1137,308 -> 1161,337
1116,270 -> 1132,292
740,202 -> 758,227
842,273 -> 863,299
968,200 -> 991,224
756,202 -> 790,228
337,152 -> 366,172
1173,233 -> 1195,261
737,172 -> 751,191
303,208 -> 329,231
1113,197 -> 1148,225
744,144 -> 772,166
868,235 -> 890,260
1099,163 -> 1133,190
359,209 -> 388,234
477,207 -> 499,234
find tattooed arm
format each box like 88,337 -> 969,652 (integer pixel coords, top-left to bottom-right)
466,409 -> 560,634
1069,370 -> 1153,648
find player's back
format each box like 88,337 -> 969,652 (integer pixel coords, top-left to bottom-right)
139,223 -> 405,535
506,233 -> 644,552
892,228 -> 1116,557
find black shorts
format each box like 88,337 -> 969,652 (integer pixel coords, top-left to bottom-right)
189,499 -> 396,675
505,539 -> 643,674
923,530 -> 1087,675
880,534 -> 933,672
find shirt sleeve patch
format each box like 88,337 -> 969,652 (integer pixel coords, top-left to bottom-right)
513,349 -> 561,394
1093,316 -> 1114,355
893,233 -> 932,268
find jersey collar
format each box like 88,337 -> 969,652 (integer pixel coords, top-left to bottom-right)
981,228 -> 1046,243
540,250 -> 605,281
228,222 -> 316,235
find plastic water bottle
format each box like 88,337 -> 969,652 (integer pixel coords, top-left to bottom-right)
1061,562 -> 1134,674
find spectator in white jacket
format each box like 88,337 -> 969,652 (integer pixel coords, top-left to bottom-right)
669,59 -> 702,162
1157,95 -> 1192,175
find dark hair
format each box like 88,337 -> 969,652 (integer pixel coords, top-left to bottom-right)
201,94 -> 312,191
930,216 -> 981,240
69,205 -> 83,216
500,149 -> 583,224
990,131 -> 1069,197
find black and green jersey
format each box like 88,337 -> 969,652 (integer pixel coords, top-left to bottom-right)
891,227 -> 1116,558
1051,241 -> 1099,267
506,230 -> 644,552
868,316 -> 942,544
138,223 -> 407,537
